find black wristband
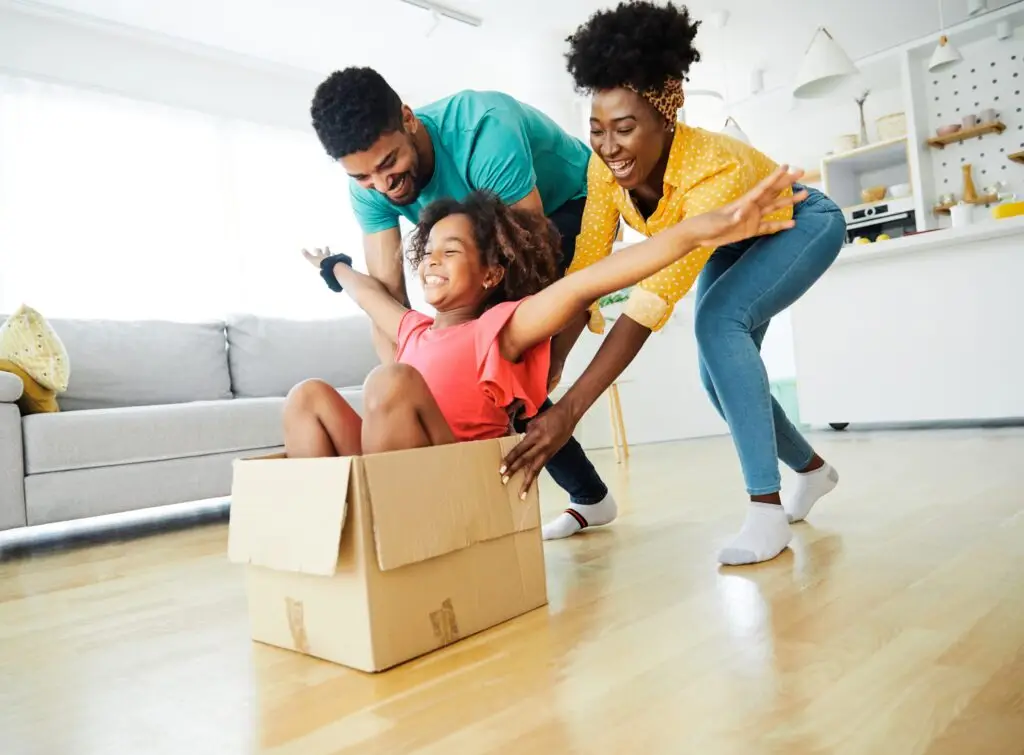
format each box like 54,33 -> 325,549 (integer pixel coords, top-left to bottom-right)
319,252 -> 353,293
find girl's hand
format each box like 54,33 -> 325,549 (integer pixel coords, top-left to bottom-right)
302,246 -> 353,292
301,246 -> 332,267
687,165 -> 808,250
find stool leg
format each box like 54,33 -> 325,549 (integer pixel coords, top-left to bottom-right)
611,383 -> 628,461
608,386 -> 622,463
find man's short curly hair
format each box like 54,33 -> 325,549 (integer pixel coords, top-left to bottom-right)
406,192 -> 562,311
565,1 -> 702,94
310,67 -> 404,159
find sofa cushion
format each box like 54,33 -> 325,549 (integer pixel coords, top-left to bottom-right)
22,397 -> 285,474
48,318 -> 232,411
227,314 -> 377,398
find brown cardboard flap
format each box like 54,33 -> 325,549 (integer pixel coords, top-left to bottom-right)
360,437 -> 540,572
227,455 -> 351,576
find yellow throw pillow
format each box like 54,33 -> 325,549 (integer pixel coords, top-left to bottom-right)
0,359 -> 60,414
0,304 -> 70,393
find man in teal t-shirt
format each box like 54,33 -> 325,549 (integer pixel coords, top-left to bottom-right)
309,66 -> 614,529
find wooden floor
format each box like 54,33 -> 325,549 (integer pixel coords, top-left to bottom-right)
2,427 -> 1023,755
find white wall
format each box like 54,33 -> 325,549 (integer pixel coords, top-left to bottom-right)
0,4 -> 581,138
0,6 -> 320,130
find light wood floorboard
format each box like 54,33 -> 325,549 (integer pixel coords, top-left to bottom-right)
1,427 -> 1022,754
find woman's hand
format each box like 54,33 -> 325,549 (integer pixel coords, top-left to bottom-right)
500,400 -> 578,498
687,165 -> 807,250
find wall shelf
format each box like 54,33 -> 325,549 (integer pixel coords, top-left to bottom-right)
932,194 -> 999,215
926,122 -> 1006,149
823,136 -> 909,171
1010,151 -> 1024,165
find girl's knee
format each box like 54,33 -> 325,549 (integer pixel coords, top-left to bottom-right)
363,363 -> 426,414
285,378 -> 335,411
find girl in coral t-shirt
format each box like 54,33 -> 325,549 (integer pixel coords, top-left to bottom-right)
285,167 -> 805,465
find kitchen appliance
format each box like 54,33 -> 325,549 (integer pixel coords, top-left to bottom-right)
842,196 -> 917,243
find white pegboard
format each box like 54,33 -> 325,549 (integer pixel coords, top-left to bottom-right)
924,36 -> 1024,211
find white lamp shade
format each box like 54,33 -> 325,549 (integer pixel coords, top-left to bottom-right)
793,27 -> 857,99
928,35 -> 963,72
721,117 -> 750,144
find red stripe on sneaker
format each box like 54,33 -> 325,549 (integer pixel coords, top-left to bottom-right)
565,508 -> 588,529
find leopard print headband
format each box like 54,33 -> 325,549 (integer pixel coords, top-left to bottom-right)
624,77 -> 684,125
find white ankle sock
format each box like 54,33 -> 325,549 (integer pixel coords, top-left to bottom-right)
718,502 -> 792,566
541,493 -> 618,541
783,463 -> 839,523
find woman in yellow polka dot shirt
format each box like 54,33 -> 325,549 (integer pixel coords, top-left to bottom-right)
502,1 -> 847,565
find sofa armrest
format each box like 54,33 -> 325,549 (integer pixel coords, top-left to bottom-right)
0,400 -> 27,530
0,370 -> 24,404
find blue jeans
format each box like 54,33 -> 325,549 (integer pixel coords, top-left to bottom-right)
694,186 -> 845,495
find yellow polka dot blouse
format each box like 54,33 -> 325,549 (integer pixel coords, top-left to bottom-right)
568,122 -> 793,333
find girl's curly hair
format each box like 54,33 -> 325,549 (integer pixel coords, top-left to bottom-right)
406,191 -> 563,310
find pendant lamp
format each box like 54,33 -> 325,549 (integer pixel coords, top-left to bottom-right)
928,0 -> 963,72
793,27 -> 857,99
722,116 -> 750,144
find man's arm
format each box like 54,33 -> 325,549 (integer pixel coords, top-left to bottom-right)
361,227 -> 406,364
349,181 -> 407,364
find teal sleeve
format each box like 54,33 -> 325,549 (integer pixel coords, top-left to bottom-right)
466,113 -> 537,206
348,181 -> 400,234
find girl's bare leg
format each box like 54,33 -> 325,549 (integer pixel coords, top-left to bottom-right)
283,379 -> 363,458
361,364 -> 456,454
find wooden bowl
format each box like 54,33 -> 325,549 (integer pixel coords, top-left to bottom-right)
861,186 -> 887,203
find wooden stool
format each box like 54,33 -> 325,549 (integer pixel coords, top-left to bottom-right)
608,381 -> 629,464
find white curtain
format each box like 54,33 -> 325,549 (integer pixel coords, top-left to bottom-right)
0,74 -> 370,322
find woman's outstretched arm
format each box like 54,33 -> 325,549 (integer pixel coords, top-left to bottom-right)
497,166 -> 806,363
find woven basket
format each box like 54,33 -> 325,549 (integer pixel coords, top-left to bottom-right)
876,112 -> 907,141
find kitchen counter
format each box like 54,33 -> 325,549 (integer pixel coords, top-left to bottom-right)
835,215 -> 1024,267
790,215 -> 1024,429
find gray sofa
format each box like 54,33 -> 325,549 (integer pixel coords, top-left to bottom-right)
0,313 -> 378,531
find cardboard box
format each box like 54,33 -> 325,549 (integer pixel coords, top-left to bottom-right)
227,436 -> 548,673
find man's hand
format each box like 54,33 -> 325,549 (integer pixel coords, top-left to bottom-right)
500,400 -> 577,498
687,165 -> 807,250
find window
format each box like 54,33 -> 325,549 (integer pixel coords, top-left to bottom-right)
0,75 -> 368,322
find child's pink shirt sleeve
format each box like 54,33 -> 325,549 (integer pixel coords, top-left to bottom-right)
473,299 -> 552,418
394,309 -> 433,361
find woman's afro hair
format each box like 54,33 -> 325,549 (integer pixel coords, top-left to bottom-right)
565,1 -> 702,94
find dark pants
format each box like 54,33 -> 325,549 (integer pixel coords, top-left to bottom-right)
509,195 -> 609,505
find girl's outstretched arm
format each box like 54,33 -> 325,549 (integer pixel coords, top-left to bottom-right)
498,165 -> 807,362
302,247 -> 409,345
